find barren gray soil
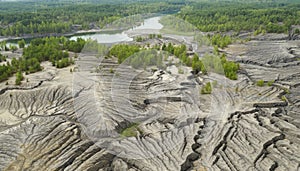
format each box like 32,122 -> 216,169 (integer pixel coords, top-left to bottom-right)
0,35 -> 299,171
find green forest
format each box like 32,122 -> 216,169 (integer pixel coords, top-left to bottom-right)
0,1 -> 181,36
177,1 -> 300,33
1,0 -> 300,36
0,36 -> 85,84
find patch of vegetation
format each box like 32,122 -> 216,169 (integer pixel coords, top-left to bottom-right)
178,67 -> 184,74
125,50 -> 164,70
281,96 -> 287,102
209,34 -> 233,49
0,54 -> 7,62
23,37 -> 83,69
0,36 -> 85,83
17,39 -> 26,48
235,86 -> 239,93
267,80 -> 275,86
109,67 -> 114,73
192,54 -> 207,74
221,54 -> 240,80
254,26 -> 267,36
135,36 -> 145,42
109,44 -> 140,64
256,80 -> 265,87
0,65 -> 13,82
120,123 -> 142,137
283,88 -> 291,94
56,58 -> 74,68
148,34 -> 157,39
9,45 -> 17,52
15,71 -> 24,85
199,53 -> 239,80
0,41 -> 8,51
201,82 -> 212,94
163,42 -> 239,80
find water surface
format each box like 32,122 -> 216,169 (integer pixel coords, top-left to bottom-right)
70,16 -> 163,44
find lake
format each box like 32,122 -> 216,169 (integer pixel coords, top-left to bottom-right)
69,16 -> 163,44
2,16 -> 163,47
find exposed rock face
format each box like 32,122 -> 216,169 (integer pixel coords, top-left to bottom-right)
0,39 -> 299,171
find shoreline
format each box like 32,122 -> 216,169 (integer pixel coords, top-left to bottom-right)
0,28 -> 128,43
0,16 -> 163,43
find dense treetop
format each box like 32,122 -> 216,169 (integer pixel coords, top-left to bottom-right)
1,0 -> 300,36
0,36 -> 85,84
0,1 -> 181,36
177,1 -> 300,33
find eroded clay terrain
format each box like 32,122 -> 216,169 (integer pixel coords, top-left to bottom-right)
0,34 -> 299,171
